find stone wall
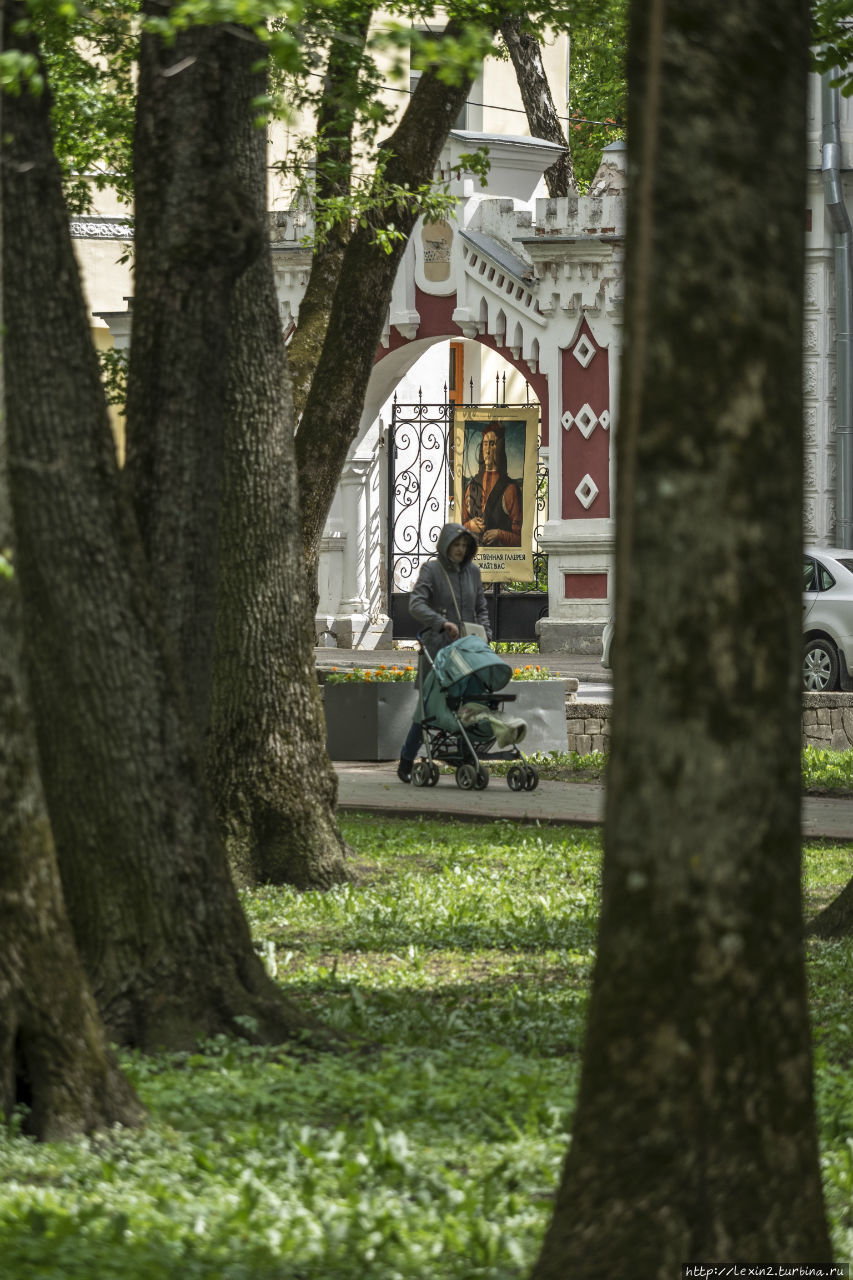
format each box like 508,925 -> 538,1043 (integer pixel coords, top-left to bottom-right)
565,693 -> 853,756
566,701 -> 610,755
802,693 -> 853,751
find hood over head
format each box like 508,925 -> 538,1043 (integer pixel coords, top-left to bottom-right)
436,522 -> 478,568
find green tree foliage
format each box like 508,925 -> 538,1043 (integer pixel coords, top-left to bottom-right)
814,0 -> 853,87
40,0 -> 137,215
568,0 -> 627,190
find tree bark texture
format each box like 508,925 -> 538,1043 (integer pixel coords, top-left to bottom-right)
295,18 -> 482,565
500,17 -> 575,197
806,876 -> 853,936
287,8 -> 371,421
0,576 -> 144,1140
2,10 -> 321,1051
207,55 -> 350,890
532,0 -> 831,1273
125,4 -> 262,740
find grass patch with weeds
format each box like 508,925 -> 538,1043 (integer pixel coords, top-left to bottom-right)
803,745 -> 853,794
501,744 -> 853,790
1,816 -> 853,1274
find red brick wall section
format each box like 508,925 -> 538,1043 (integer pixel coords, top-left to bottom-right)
561,319 -> 610,518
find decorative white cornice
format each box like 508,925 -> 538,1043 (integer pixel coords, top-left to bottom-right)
70,218 -> 133,239
524,240 -> 624,318
461,235 -> 546,329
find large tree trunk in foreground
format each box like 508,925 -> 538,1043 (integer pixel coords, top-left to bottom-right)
2,8 -> 323,1051
125,5 -> 262,740
0,576 -> 144,1140
532,0 -> 830,1273
287,6 -> 371,421
295,19 -> 482,572
208,55 -> 350,889
0,147 -> 140,1130
501,17 -> 575,197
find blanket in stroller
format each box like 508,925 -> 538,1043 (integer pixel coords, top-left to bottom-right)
458,701 -> 527,747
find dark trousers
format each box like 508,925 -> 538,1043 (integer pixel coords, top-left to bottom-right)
400,721 -> 424,763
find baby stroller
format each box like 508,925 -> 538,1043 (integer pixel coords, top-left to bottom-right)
411,634 -> 540,792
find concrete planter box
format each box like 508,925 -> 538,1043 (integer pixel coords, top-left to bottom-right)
503,680 -> 569,754
323,678 -> 568,761
323,682 -> 418,761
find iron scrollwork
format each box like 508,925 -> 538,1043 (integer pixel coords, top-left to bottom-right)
388,401 -> 548,639
388,398 -> 453,593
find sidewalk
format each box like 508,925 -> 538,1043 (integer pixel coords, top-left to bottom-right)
334,761 -> 853,840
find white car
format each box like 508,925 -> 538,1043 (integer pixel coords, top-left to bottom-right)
599,552 -> 853,690
803,546 -> 853,690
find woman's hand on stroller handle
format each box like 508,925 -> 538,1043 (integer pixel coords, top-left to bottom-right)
442,621 -> 460,641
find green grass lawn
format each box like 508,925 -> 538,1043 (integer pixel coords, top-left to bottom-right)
1,814 -> 853,1277
482,743 -> 853,789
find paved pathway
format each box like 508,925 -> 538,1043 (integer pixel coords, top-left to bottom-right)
334,761 -> 853,840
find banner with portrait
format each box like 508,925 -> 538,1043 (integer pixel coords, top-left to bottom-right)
452,406 -> 539,583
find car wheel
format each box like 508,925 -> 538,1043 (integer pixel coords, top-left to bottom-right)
803,638 -> 839,691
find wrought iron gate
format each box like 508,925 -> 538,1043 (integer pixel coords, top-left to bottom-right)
387,396 -> 548,642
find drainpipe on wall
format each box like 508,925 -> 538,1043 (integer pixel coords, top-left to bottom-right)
822,71 -> 853,547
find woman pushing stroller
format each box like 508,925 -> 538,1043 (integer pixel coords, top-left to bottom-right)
397,522 -> 491,783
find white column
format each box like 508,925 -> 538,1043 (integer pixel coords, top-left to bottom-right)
338,456 -> 372,613
334,455 -> 375,647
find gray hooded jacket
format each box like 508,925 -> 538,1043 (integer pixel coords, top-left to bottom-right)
409,522 -> 491,661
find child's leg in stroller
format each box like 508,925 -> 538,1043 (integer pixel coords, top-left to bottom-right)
398,720 -> 424,783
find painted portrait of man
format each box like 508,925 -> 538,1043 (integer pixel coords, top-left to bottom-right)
461,421 -> 523,546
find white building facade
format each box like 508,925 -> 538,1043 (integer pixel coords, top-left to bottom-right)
76,60 -> 852,652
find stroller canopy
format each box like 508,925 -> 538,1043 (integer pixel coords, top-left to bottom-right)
416,636 -> 512,730
433,635 -> 512,696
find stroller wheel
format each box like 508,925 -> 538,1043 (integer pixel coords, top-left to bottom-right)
455,762 -> 478,790
411,759 -> 432,788
474,766 -> 489,790
507,764 -> 526,792
524,764 -> 539,791
427,763 -> 440,787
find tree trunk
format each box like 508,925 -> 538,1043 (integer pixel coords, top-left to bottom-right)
500,17 -> 575,197
208,55 -> 350,889
295,19 -> 482,565
0,575 -> 144,1140
124,5 -> 262,740
2,6 -> 324,1051
0,116 -> 141,1132
287,8 -> 371,421
531,0 -> 830,1272
806,878 -> 853,936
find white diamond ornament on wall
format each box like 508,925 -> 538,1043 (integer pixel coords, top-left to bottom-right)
572,334 -> 596,368
575,474 -> 599,510
562,403 -> 599,439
